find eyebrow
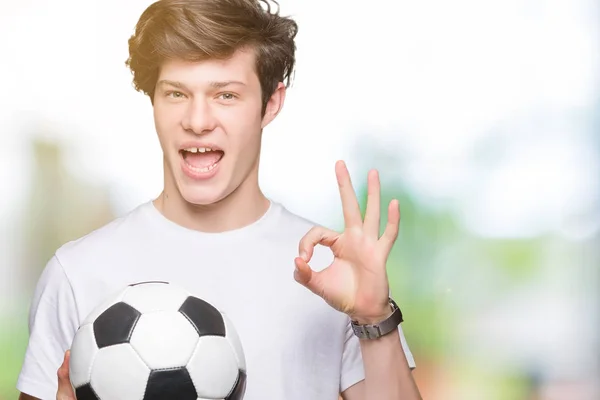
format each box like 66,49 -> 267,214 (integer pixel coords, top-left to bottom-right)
209,80 -> 246,88
157,80 -> 246,90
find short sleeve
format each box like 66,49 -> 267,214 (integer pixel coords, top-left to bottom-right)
16,255 -> 80,400
340,320 -> 416,393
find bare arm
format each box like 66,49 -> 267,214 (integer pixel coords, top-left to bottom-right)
341,329 -> 421,400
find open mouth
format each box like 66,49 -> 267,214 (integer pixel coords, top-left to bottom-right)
180,147 -> 225,173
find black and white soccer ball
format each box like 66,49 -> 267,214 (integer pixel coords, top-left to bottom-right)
68,281 -> 246,400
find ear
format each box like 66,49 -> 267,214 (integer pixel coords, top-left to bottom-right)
261,82 -> 286,129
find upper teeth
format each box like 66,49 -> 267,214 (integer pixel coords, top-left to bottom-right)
184,147 -> 214,153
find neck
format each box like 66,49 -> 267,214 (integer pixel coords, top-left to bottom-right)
154,171 -> 270,234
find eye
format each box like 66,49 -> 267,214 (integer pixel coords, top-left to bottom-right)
166,91 -> 186,99
219,93 -> 237,101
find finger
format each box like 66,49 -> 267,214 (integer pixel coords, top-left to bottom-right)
56,350 -> 72,400
379,199 -> 401,255
335,160 -> 363,229
298,226 -> 339,261
293,256 -> 324,297
363,169 -> 381,238
57,350 -> 69,382
57,350 -> 75,400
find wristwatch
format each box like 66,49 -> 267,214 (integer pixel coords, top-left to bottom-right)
351,298 -> 403,339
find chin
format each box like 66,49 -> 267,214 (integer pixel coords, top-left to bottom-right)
178,185 -> 229,207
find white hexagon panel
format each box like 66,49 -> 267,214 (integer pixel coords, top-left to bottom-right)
130,311 -> 199,369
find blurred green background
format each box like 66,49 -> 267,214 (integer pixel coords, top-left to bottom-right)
1,0 -> 598,399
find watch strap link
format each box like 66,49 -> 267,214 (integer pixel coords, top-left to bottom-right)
351,298 -> 403,339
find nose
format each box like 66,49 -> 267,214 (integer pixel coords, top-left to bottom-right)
181,98 -> 218,135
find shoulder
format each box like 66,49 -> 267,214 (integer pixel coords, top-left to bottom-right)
55,202 -> 153,273
269,201 -> 327,237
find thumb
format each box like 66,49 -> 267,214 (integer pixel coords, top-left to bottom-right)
57,350 -> 75,400
294,257 -> 323,296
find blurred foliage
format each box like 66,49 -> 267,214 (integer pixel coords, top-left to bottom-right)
20,139 -> 115,295
475,239 -> 545,282
0,313 -> 28,400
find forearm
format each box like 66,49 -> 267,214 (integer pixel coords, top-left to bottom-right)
359,328 -> 421,400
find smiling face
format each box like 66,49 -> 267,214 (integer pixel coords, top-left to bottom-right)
152,48 -> 285,208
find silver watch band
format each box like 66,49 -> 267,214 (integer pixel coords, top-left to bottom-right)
351,298 -> 403,339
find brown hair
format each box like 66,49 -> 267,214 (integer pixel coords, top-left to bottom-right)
125,0 -> 298,113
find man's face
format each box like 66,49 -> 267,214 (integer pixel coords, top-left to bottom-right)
153,49 -> 284,207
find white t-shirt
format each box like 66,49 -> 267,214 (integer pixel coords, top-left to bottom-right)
17,200 -> 415,400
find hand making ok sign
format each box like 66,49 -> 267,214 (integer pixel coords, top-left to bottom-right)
294,160 -> 401,324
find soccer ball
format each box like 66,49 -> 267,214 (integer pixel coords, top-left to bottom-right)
68,281 -> 246,400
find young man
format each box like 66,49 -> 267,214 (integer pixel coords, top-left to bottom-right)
17,1 -> 422,399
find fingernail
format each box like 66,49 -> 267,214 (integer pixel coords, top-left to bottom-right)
300,251 -> 307,261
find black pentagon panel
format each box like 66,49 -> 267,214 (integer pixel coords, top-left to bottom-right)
93,302 -> 141,349
178,296 -> 225,337
75,383 -> 100,400
129,281 -> 169,286
144,367 -> 197,400
226,370 -> 247,400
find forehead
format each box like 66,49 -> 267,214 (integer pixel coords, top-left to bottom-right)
157,49 -> 259,88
